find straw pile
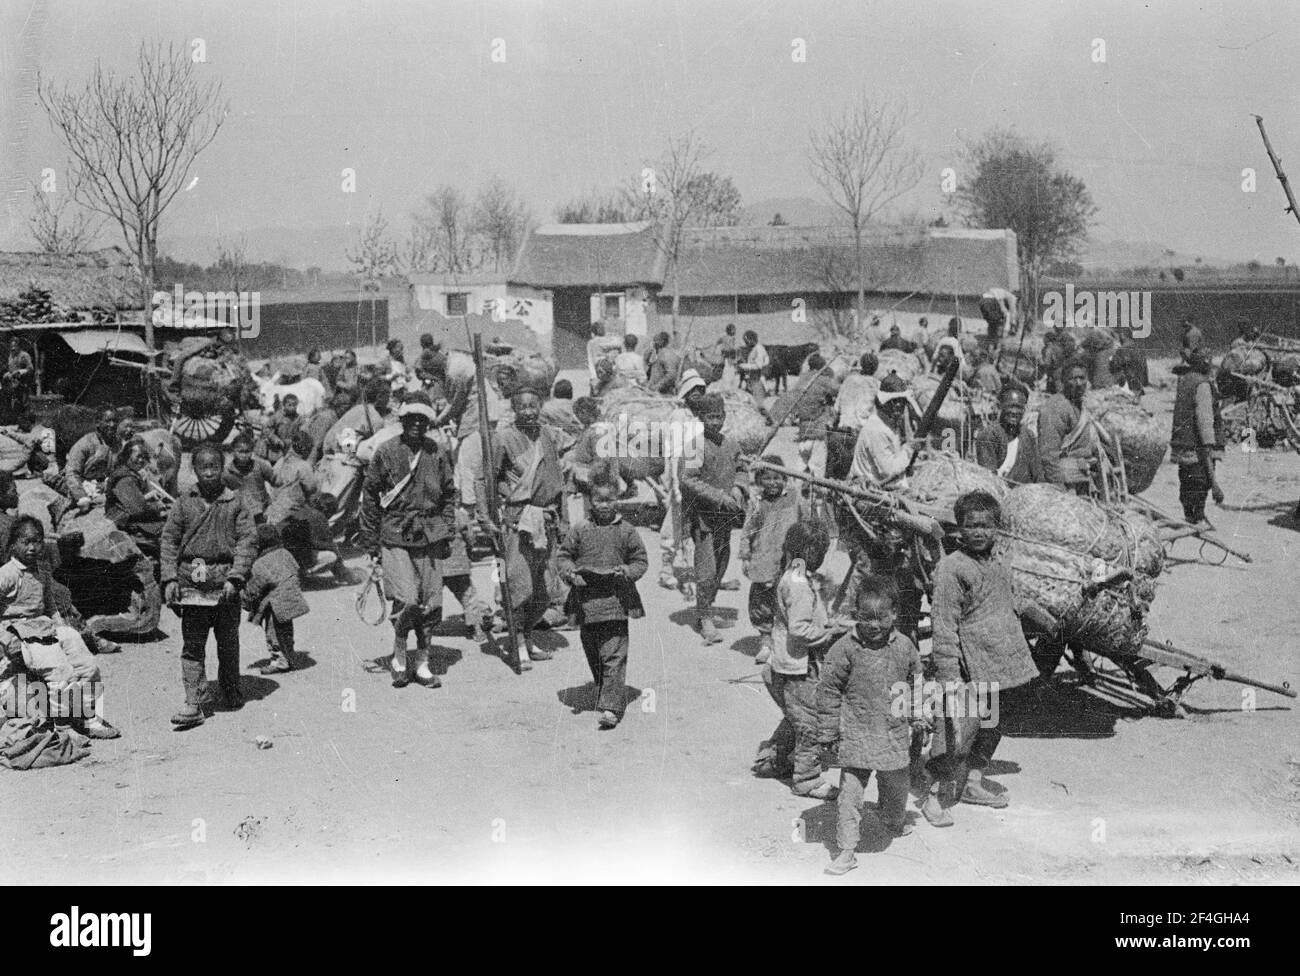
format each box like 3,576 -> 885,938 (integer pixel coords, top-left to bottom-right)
904,453 -> 1008,521
1084,389 -> 1168,495
876,348 -> 924,384
1220,347 -> 1268,376
598,387 -> 771,455
485,351 -> 557,398
995,483 -> 1164,657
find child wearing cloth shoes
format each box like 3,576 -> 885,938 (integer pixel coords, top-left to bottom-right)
558,477 -> 648,729
242,523 -> 310,675
817,574 -> 923,876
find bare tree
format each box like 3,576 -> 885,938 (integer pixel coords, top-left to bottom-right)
402,219 -> 440,275
346,209 -> 400,290
474,177 -> 531,272
213,235 -> 250,292
38,41 -> 227,348
634,133 -> 745,332
28,186 -> 101,256
554,189 -> 639,224
808,93 -> 922,324
413,186 -> 477,273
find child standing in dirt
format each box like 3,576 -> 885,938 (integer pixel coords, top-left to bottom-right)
922,489 -> 1040,827
753,521 -> 849,797
817,575 -> 923,876
739,458 -> 804,664
679,393 -> 747,644
242,523 -> 310,675
161,442 -> 257,729
557,477 -> 648,730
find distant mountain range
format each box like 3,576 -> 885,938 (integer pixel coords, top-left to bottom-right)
155,196 -> 1249,274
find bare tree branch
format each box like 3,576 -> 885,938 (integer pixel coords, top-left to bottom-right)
28,184 -> 102,256
808,93 -> 922,321
37,40 -> 228,346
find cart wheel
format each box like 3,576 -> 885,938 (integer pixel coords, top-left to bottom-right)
172,407 -> 236,449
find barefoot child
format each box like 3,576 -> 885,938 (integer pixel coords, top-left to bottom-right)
817,575 -> 922,876
752,521 -> 849,797
678,393 -> 747,644
557,477 -> 648,729
242,523 -> 310,675
161,442 -> 257,729
922,490 -> 1039,827
739,458 -> 804,664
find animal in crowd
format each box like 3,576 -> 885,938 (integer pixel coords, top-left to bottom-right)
764,342 -> 820,393
254,374 -> 328,415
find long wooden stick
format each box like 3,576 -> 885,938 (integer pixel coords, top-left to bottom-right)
1254,115 -> 1300,227
468,326 -> 531,673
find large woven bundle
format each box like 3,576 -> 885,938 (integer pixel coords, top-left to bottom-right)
1220,347 -> 1268,376
57,509 -> 143,564
995,483 -> 1164,657
915,371 -> 977,428
905,453 -> 1008,520
598,387 -> 770,455
1084,389 -> 1168,494
180,356 -> 245,410
833,374 -> 878,430
486,350 -> 557,398
876,348 -> 923,384
997,334 -> 1041,384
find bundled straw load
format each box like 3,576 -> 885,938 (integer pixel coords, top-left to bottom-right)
995,483 -> 1164,657
1084,389 -> 1168,495
876,348 -> 924,385
904,453 -> 1008,521
598,386 -> 771,455
485,350 -> 557,398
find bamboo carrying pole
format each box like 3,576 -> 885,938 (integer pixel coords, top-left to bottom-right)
1254,115 -> 1300,228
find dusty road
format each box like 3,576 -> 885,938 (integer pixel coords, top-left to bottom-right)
5,390 -> 1299,885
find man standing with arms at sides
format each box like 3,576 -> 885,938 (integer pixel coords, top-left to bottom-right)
483,387 -> 566,662
359,392 -> 457,688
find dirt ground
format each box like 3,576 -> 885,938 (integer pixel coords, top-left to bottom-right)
5,380 -> 1299,886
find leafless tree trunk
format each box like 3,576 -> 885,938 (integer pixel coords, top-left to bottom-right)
633,132 -> 743,336
808,94 -> 922,326
38,41 -> 227,349
213,235 -> 250,292
473,177 -> 532,273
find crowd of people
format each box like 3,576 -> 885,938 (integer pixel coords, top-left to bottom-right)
0,310 -> 1246,871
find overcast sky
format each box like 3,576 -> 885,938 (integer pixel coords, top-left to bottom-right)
3,0 -> 1298,267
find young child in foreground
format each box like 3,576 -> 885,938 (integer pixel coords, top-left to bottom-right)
817,574 -> 922,876
242,523 -> 310,675
752,521 -> 849,798
557,478 -> 648,729
161,442 -> 257,729
739,457 -> 804,665
922,489 -> 1040,827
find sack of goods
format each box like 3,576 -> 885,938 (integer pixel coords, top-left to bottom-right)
598,386 -> 771,456
904,453 -> 1009,523
913,373 -> 992,439
994,483 -> 1164,658
876,348 -> 924,385
997,333 -> 1042,385
1219,346 -> 1269,377
484,350 -> 557,398
1083,389 -> 1169,495
180,356 -> 246,411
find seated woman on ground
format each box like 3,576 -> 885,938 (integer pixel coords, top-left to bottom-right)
105,438 -> 168,563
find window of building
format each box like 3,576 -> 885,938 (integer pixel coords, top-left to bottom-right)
445,292 -> 469,316
602,292 -> 624,321
737,295 -> 761,315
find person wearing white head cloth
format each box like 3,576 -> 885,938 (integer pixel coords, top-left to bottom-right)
656,369 -> 708,589
848,374 -> 925,490
359,392 -> 457,688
